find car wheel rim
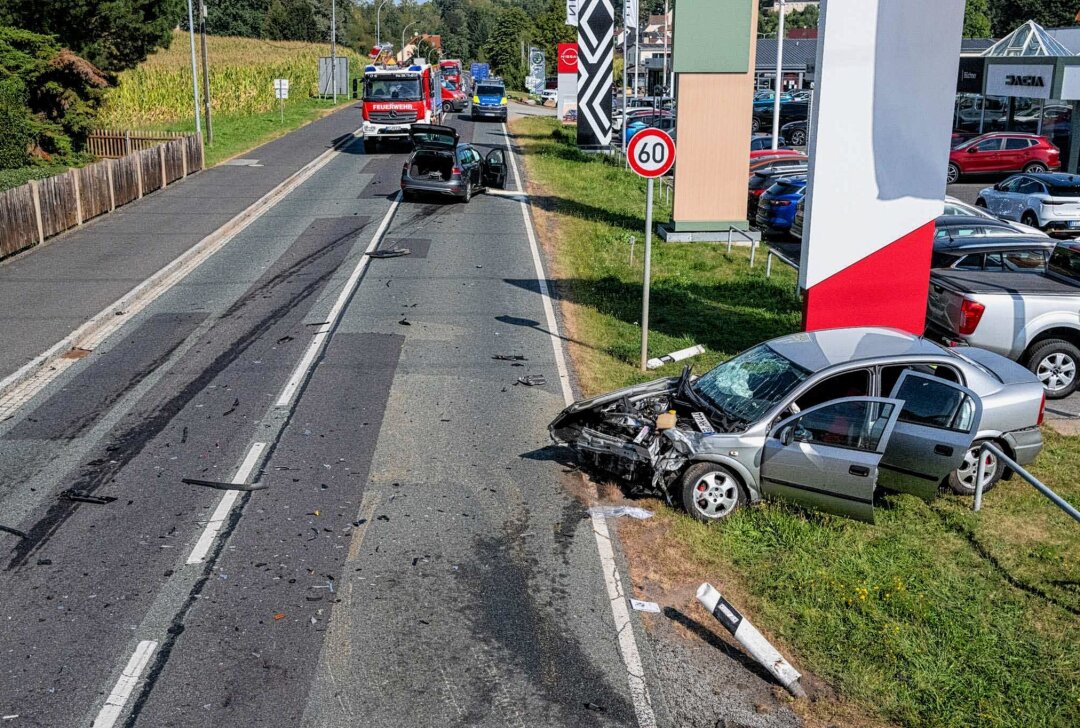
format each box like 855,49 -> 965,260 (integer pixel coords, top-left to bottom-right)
793,132 -> 805,145
1037,352 -> 1076,392
1028,164 -> 1046,173
956,447 -> 997,489
947,167 -> 958,183
692,472 -> 738,519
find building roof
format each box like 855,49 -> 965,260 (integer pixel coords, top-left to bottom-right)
960,38 -> 994,54
1047,27 -> 1080,54
755,39 -> 818,70
982,20 -> 1073,57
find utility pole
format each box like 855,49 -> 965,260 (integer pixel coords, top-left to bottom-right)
771,0 -> 785,150
662,0 -> 668,97
185,0 -> 202,138
331,0 -> 337,103
199,1 -> 213,145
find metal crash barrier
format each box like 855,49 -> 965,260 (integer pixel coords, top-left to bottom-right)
974,442 -> 1080,525
765,247 -> 801,295
726,227 -> 756,265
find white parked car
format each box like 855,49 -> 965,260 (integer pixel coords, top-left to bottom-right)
976,173 -> 1080,234
539,89 -> 557,104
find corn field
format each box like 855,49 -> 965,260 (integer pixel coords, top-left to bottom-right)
100,31 -> 363,126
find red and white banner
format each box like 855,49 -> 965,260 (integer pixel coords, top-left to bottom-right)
799,0 -> 965,334
557,42 -> 579,125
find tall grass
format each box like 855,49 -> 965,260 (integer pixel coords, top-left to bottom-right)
100,31 -> 363,127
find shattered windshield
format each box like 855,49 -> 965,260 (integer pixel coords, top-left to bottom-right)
692,345 -> 810,424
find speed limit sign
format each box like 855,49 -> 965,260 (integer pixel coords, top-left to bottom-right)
627,128 -> 676,178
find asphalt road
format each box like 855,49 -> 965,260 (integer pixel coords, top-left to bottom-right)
0,112 -> 655,727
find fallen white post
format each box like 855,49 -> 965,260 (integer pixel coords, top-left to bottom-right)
646,344 -> 705,371
696,583 -> 806,698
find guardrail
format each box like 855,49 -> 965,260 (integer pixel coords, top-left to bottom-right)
727,227 -> 757,265
974,442 -> 1080,525
765,247 -> 801,295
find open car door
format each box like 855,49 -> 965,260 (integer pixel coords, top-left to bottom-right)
483,148 -> 507,189
409,124 -> 459,150
879,370 -> 982,501
761,397 -> 903,523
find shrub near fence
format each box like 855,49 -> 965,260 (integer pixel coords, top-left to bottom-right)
0,133 -> 203,261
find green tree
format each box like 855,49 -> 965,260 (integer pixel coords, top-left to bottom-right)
0,0 -> 182,73
205,0 -> 272,37
990,0 -> 1079,36
263,0 -> 321,41
480,5 -> 531,89
964,0 -> 992,37
0,76 -> 33,169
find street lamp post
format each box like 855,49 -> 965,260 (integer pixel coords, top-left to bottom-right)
185,0 -> 202,138
376,0 -> 392,49
402,21 -> 421,63
331,0 -> 337,103
771,0 -> 786,150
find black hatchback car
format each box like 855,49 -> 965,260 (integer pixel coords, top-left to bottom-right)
400,124 -> 507,202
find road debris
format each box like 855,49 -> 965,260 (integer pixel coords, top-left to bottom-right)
583,702 -> 606,712
696,583 -> 806,698
277,335 -> 294,344
629,599 -> 661,613
492,354 -> 527,361
588,505 -> 653,520
399,319 -> 411,326
181,477 -> 267,492
366,248 -> 411,258
0,525 -> 28,539
516,374 -> 546,386
60,490 -> 115,505
646,344 -> 706,371
273,613 -> 285,621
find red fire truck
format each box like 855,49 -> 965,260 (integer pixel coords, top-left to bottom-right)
439,59 -> 463,88
361,62 -> 443,153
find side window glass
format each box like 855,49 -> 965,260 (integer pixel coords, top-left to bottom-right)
793,369 -> 871,411
952,254 -> 983,270
893,376 -> 972,431
790,400 -> 896,452
1005,138 -> 1030,150
976,139 -> 1002,152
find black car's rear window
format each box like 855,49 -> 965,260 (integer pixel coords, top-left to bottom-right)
477,85 -> 503,96
769,180 -> 804,195
1047,183 -> 1080,196
1048,245 -> 1080,280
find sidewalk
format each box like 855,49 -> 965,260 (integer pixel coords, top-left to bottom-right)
0,103 -> 363,381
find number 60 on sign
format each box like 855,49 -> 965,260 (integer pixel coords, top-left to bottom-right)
628,128 -> 675,178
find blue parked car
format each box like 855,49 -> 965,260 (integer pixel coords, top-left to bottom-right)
625,115 -> 676,144
755,176 -> 807,233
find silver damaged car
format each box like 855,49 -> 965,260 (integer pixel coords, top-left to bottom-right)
550,327 -> 1045,523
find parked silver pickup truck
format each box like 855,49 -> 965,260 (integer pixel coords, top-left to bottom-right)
926,241 -> 1080,398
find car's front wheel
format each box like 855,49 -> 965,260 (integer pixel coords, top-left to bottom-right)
790,129 -> 807,146
751,117 -> 761,133
946,163 -> 960,184
461,179 -> 473,203
947,440 -> 1003,495
1026,338 -> 1080,398
363,138 -> 377,154
442,102 -> 452,113
680,463 -> 746,523
1024,162 -> 1048,174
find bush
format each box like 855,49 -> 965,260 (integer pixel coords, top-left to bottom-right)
0,77 -> 32,168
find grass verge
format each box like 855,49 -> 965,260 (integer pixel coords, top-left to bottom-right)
512,114 -> 1080,728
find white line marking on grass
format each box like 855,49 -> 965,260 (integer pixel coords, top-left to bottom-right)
500,121 -> 658,728
275,192 -> 402,408
91,640 -> 158,728
186,441 -> 266,565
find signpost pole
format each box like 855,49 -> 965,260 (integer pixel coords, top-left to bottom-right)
640,176 -> 654,371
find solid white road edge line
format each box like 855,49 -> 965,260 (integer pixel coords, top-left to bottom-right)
500,122 -> 659,728
275,191 -> 403,408
91,639 -> 158,728
185,441 -> 267,565
0,129 -> 362,423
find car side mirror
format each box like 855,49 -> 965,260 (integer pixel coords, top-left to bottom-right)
778,426 -> 794,446
968,147 -> 979,154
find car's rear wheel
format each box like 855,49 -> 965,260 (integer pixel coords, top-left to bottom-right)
975,198 -> 987,208
1026,338 -> 1080,398
751,117 -> 760,133
946,163 -> 960,184
790,129 -> 807,146
1023,162 -> 1048,174
947,439 -> 1003,496
680,463 -> 746,523
1020,211 -> 1041,229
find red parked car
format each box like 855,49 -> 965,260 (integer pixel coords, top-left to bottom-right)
947,133 -> 1060,184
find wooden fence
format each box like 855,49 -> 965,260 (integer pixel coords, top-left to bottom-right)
86,129 -> 194,159
0,133 -> 203,261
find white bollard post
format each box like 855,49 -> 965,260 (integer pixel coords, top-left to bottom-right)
696,583 -> 806,698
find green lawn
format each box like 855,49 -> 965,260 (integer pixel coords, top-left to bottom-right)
151,95 -> 356,167
513,115 -> 1080,728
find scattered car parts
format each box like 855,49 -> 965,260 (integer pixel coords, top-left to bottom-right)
181,477 -> 268,492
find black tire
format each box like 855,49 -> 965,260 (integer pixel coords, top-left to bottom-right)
1024,162 -> 1048,174
363,138 -> 377,154
975,198 -> 987,208
751,117 -> 761,133
442,101 -> 452,113
1025,338 -> 1080,398
947,439 -> 1004,496
946,163 -> 960,184
790,129 -> 807,146
401,189 -> 414,202
462,179 -> 473,203
680,462 -> 746,523
1020,211 -> 1041,229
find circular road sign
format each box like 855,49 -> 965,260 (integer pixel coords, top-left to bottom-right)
627,128 -> 676,178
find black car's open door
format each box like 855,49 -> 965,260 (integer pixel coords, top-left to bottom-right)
878,370 -> 982,501
483,148 -> 507,189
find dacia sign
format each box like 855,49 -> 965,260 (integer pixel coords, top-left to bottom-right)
986,63 -> 1053,99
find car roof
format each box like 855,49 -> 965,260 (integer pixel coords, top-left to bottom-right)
935,214 -> 1016,229
766,327 -> 946,372
1025,172 -> 1080,185
933,236 -> 1055,253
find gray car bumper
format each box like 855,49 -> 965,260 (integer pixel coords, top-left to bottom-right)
1004,427 -> 1043,466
